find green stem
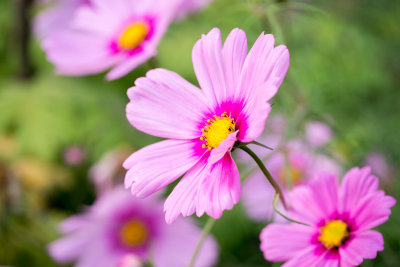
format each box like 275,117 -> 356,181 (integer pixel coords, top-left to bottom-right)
273,193 -> 309,226
188,217 -> 216,267
239,146 -> 287,209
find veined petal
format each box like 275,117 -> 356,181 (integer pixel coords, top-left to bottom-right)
123,139 -> 201,198
339,166 -> 378,212
260,224 -> 315,262
222,28 -> 248,99
289,172 -> 339,226
349,190 -> 395,232
196,153 -> 241,219
126,68 -> 211,139
339,231 -> 383,267
164,153 -> 240,223
192,28 -> 228,107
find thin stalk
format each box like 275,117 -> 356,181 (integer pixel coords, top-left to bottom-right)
239,146 -> 287,209
273,193 -> 309,226
188,217 -> 216,267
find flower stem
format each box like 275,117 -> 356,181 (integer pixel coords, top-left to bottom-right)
188,217 -> 216,267
239,146 -> 287,209
273,193 -> 309,226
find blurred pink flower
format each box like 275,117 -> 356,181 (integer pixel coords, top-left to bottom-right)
365,152 -> 394,183
176,0 -> 214,19
305,121 -> 333,148
41,0 -> 182,80
124,28 -> 289,223
48,187 -> 218,267
34,0 -> 90,39
260,166 -> 395,267
242,140 -> 341,221
63,145 -> 85,166
89,147 -> 133,195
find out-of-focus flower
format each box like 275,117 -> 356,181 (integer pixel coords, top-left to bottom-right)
117,254 -> 143,267
34,0 -> 90,39
89,147 -> 133,195
48,187 -> 218,267
176,0 -> 214,19
260,166 -> 395,267
365,152 -> 395,187
63,145 -> 85,167
305,120 -> 333,148
41,0 -> 182,80
124,28 -> 289,223
242,140 -> 341,222
238,115 -> 339,221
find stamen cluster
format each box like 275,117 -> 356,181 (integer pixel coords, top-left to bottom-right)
200,113 -> 235,150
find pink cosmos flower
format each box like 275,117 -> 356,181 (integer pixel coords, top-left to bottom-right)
305,121 -> 333,148
176,0 -> 214,19
34,0 -> 90,39
48,187 -> 218,267
63,145 -> 85,166
42,0 -> 182,80
242,140 -> 341,222
124,28 -> 289,223
260,166 -> 395,267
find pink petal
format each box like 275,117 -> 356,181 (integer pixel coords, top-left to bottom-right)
43,30 -> 119,76
242,171 -> 275,221
349,190 -> 395,232
164,159 -> 208,224
48,232 -> 94,263
126,68 -> 211,139
339,166 -> 378,213
164,154 -> 241,223
123,139 -> 201,198
208,131 -> 237,164
283,247 -> 339,267
192,28 -> 228,107
237,33 -> 289,103
289,172 -> 339,226
339,230 -> 384,267
106,47 -> 156,80
153,217 -> 218,267
196,153 -> 241,218
260,224 -> 315,261
305,121 -> 333,148
222,28 -> 248,100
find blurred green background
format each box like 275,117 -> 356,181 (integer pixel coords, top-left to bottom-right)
0,0 -> 399,266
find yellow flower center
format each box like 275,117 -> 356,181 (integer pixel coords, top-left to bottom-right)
200,113 -> 235,150
279,167 -> 302,186
119,219 -> 148,247
118,22 -> 149,50
318,220 -> 348,248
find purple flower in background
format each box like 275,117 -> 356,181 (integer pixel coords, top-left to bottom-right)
41,0 -> 182,80
305,120 -> 333,148
242,140 -> 341,222
123,28 -> 289,223
48,187 -> 218,267
260,166 -> 395,267
63,145 -> 85,166
35,0 -> 90,39
365,152 -> 395,186
176,0 -> 214,19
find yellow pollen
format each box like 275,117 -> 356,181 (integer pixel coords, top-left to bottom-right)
119,219 -> 148,247
118,22 -> 149,50
318,220 -> 348,249
200,113 -> 235,150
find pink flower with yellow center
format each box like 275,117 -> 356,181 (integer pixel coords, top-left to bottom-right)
48,187 -> 218,267
260,166 -> 395,267
123,27 -> 289,223
41,0 -> 182,80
